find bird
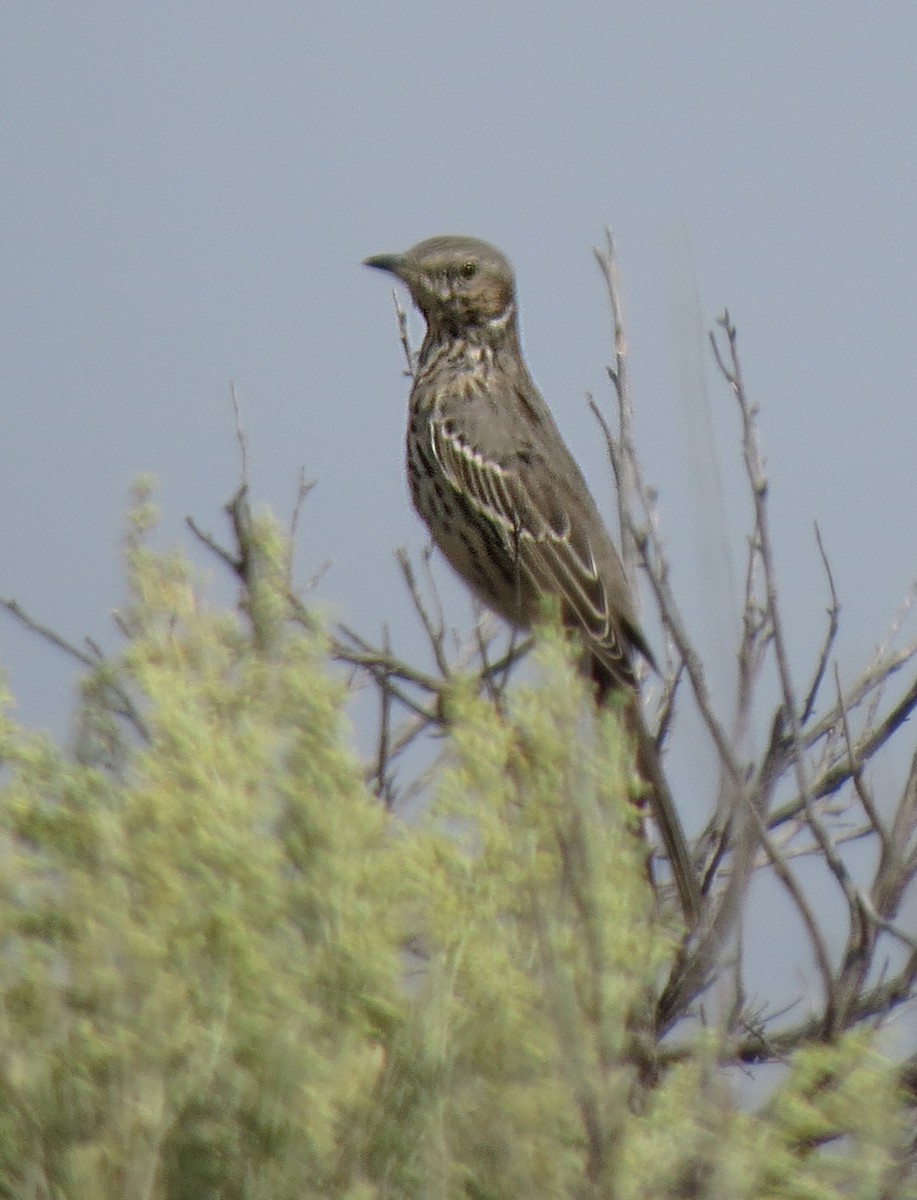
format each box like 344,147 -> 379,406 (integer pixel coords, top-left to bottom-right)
364,235 -> 701,926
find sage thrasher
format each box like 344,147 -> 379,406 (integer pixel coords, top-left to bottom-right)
364,235 -> 701,926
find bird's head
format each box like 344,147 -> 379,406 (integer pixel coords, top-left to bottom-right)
364,235 -> 517,341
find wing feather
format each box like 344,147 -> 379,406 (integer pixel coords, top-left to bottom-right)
431,416 -> 633,676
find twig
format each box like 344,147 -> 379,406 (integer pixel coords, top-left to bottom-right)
0,598 -> 98,670
800,522 -> 840,724
395,295 -> 416,378
231,383 -> 249,487
289,470 -> 316,542
371,625 -> 396,808
593,230 -> 639,587
396,548 -> 449,678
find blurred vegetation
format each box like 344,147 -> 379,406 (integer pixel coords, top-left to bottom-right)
0,491 -> 909,1198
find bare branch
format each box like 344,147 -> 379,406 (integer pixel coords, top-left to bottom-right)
734,949 -> 917,1062
395,293 -> 416,379
231,382 -> 249,488
0,597 -> 98,671
0,598 -> 150,742
593,229 -> 638,586
396,548 -> 450,678
289,469 -> 317,542
800,522 -> 840,724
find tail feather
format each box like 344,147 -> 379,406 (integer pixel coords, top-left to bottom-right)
592,658 -> 702,928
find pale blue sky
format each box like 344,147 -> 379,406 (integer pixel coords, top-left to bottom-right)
2,6 -> 915,1003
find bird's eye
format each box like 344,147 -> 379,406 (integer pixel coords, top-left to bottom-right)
460,261 -> 478,279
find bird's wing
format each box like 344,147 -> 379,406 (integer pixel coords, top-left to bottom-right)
430,409 -> 637,678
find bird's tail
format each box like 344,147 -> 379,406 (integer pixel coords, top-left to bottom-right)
626,703 -> 702,929
593,662 -> 702,929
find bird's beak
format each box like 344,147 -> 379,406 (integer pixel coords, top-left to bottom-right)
363,252 -> 406,278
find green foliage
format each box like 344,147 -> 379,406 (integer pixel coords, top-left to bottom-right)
0,495 -> 402,1198
0,497 -> 908,1197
